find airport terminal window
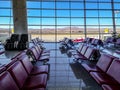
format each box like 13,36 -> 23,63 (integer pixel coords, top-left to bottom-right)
0,0 -> 120,42
26,0 -> 119,42
0,0 -> 13,42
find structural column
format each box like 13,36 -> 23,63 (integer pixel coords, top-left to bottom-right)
12,0 -> 28,34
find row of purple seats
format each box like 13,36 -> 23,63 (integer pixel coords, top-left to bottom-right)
103,37 -> 120,48
27,44 -> 50,64
30,38 -> 46,51
103,37 -> 116,48
71,44 -> 100,62
81,53 -> 120,90
31,38 -> 44,46
83,37 -> 93,45
67,43 -> 84,55
82,37 -> 103,48
0,52 -> 49,90
91,38 -> 103,48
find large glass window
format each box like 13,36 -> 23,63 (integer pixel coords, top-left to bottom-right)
26,0 -> 120,41
0,0 -> 120,42
0,0 -> 13,42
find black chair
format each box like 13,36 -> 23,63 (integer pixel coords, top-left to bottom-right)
17,34 -> 28,50
4,34 -> 19,50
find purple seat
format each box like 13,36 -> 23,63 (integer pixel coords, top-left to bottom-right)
0,66 -> 6,74
81,54 -> 115,72
18,54 -> 49,75
103,37 -> 116,47
73,45 -> 88,60
27,47 -> 50,62
90,59 -> 120,85
5,59 -> 18,68
69,43 -> 84,55
83,37 -> 89,43
34,45 -> 50,57
73,46 -> 97,61
0,71 -> 19,90
86,38 -> 93,44
91,39 -> 102,47
7,61 -> 47,89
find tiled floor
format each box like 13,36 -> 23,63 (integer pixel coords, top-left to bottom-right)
1,42 -> 120,90
44,43 -> 102,90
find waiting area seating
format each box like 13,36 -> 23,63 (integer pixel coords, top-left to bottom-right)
0,52 -> 49,90
1,36 -> 120,90
0,38 -> 51,90
73,45 -> 100,62
27,44 -> 50,64
82,37 -> 93,45
61,37 -> 120,90
81,53 -> 120,90
67,43 -> 100,62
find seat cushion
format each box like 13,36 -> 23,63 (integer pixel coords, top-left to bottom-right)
81,63 -> 102,72
96,54 -> 115,72
8,61 -> 28,88
102,84 -> 120,90
73,54 -> 87,60
84,47 -> 95,59
43,50 -> 50,53
0,66 -> 6,73
23,74 -> 47,89
31,65 -> 49,75
80,46 -> 88,55
38,55 -> 50,61
0,71 -> 19,90
41,53 -> 50,56
106,59 -> 120,84
90,72 -> 118,85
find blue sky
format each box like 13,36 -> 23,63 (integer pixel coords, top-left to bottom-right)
0,0 -> 120,29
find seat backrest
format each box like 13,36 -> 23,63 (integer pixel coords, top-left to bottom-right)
96,54 -> 115,72
80,45 -> 88,55
19,55 -> 33,75
107,59 -> 120,84
10,34 -> 19,42
91,39 -> 96,44
83,37 -> 88,43
116,38 -> 120,44
28,47 -> 39,60
64,38 -> 70,44
94,39 -> 99,44
0,66 -> 6,74
86,38 -> 93,44
77,43 -> 84,52
0,71 -> 19,90
84,47 -> 96,59
5,59 -> 18,69
34,45 -> 42,55
7,61 -> 28,88
105,37 -> 111,43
